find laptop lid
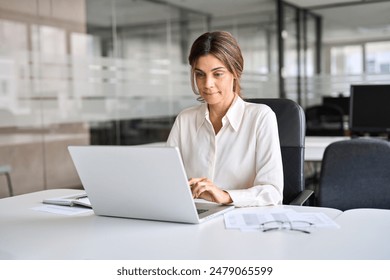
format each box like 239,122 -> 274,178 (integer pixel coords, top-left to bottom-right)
68,145 -> 233,224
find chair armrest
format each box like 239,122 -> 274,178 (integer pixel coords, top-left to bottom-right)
289,189 -> 314,206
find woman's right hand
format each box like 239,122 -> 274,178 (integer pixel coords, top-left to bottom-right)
188,177 -> 233,205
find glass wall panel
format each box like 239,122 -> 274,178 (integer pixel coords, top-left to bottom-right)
0,16 -> 49,197
211,9 -> 279,99
301,12 -> 319,107
304,14 -> 316,78
0,0 -> 280,198
0,0 -> 89,198
283,5 -> 299,102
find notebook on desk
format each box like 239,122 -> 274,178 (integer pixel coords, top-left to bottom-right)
68,145 -> 234,224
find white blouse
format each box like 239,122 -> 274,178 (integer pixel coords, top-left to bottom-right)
166,96 -> 283,207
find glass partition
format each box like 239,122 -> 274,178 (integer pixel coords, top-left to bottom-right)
0,1 -> 89,198
0,0 -> 280,198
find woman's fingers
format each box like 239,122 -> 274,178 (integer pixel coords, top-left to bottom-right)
190,179 -> 219,201
188,178 -> 232,204
188,177 -> 207,187
189,178 -> 210,197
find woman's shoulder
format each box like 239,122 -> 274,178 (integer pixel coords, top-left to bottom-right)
176,103 -> 203,118
243,99 -> 274,116
241,100 -> 278,129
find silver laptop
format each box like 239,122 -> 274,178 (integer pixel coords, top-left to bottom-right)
68,145 -> 234,224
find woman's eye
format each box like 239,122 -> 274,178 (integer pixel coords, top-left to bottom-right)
214,72 -> 224,77
195,72 -> 205,78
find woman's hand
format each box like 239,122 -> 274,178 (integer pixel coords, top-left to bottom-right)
188,177 -> 233,205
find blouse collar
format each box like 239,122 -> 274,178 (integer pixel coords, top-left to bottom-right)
196,96 -> 245,132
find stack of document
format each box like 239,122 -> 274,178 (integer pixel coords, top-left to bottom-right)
32,192 -> 93,216
224,208 -> 340,232
42,192 -> 91,208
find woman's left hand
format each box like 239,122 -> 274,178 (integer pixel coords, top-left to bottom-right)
188,177 -> 233,204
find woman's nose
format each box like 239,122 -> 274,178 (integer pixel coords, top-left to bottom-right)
204,76 -> 214,88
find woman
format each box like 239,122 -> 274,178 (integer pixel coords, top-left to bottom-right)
167,31 -> 283,207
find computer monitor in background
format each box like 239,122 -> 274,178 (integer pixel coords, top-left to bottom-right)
349,84 -> 390,139
322,96 -> 350,116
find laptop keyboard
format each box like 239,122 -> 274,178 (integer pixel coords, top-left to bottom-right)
197,209 -> 208,215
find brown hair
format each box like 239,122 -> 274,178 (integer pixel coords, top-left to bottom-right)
188,31 -> 244,100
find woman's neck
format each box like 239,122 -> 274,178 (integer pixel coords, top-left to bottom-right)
208,94 -> 237,134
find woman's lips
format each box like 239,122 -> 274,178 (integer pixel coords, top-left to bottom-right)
203,91 -> 220,95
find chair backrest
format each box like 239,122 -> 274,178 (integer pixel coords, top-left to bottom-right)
246,98 -> 306,204
318,138 -> 390,211
305,104 -> 344,136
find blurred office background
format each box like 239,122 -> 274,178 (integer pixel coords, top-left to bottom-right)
0,0 -> 389,197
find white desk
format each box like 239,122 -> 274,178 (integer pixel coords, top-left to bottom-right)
1,189 -> 389,260
305,136 -> 349,161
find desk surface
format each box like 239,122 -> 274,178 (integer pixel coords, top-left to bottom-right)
1,189 -> 389,260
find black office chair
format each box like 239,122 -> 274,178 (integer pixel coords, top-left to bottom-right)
317,138 -> 390,211
246,98 -> 313,205
305,104 -> 344,136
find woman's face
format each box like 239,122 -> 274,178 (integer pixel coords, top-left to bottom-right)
194,54 -> 235,106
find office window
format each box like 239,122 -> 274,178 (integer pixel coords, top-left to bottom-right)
32,25 -> 66,55
71,32 -> 100,57
366,41 -> 390,74
0,19 -> 28,55
238,28 -> 270,74
330,45 -> 363,75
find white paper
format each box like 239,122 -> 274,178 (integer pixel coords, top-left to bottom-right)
224,208 -> 339,231
283,211 -> 340,228
224,208 -> 294,229
32,204 -> 93,216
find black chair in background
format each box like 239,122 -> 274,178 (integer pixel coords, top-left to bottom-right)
305,104 -> 345,136
246,98 -> 313,205
317,138 -> 390,211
